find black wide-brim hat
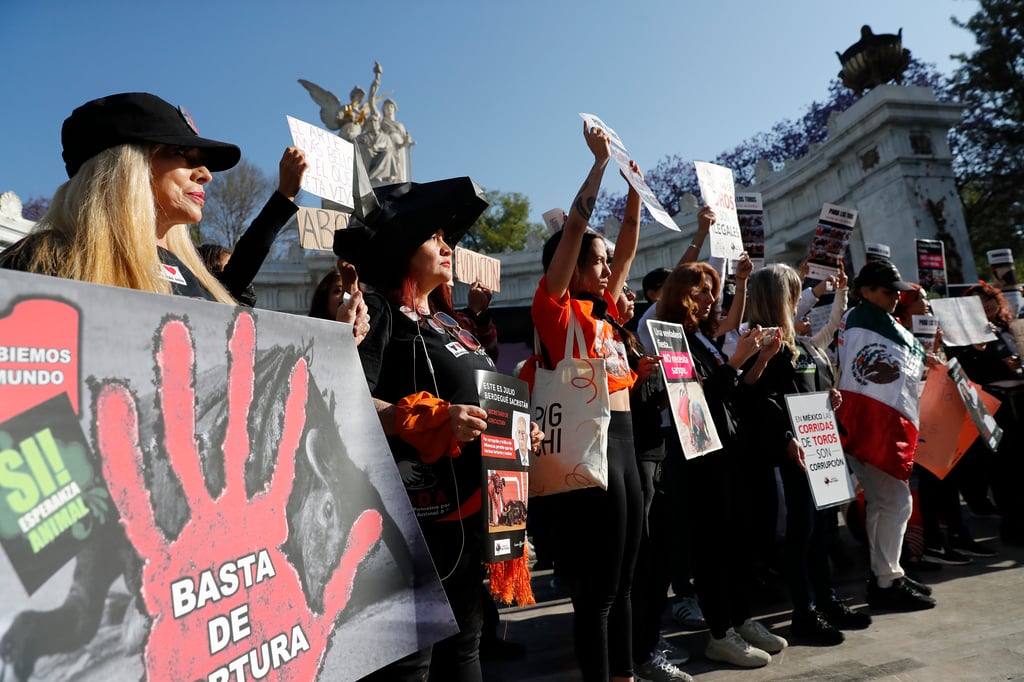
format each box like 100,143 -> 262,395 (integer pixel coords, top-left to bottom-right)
332,177 -> 488,290
62,92 -> 241,178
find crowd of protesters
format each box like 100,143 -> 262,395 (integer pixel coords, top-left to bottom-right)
2,93 -> 1022,682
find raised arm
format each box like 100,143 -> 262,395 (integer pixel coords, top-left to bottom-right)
606,162 -> 642,301
545,121 -> 611,299
716,252 -> 751,337
679,206 -> 715,266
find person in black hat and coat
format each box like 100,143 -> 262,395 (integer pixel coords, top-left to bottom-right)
337,177 -> 534,682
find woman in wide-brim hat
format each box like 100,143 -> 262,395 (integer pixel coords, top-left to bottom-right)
337,177 -> 520,682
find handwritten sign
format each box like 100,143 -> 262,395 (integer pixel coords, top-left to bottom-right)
785,392 -> 855,509
453,247 -> 501,292
579,113 -> 678,232
286,116 -> 354,208
296,207 -> 350,252
694,161 -> 743,259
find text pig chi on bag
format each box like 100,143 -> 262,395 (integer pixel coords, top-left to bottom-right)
529,307 -> 610,496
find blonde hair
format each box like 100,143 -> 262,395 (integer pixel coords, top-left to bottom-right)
746,264 -> 801,364
12,144 -> 233,303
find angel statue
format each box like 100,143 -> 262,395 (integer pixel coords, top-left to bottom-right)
298,62 -> 412,184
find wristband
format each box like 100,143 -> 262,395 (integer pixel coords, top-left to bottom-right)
689,242 -> 701,250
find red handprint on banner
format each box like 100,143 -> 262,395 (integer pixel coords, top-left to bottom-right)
95,313 -> 382,681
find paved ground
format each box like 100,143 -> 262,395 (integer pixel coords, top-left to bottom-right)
482,513 -> 1024,681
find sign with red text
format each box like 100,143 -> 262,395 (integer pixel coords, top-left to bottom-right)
0,270 -> 455,681
579,113 -> 678,231
646,320 -> 721,459
475,370 -> 529,563
808,204 -> 857,280
454,247 -> 501,292
694,161 -> 743,260
785,391 -> 855,509
916,239 -> 948,293
286,116 -> 355,209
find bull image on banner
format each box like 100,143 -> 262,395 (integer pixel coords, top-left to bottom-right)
646,320 -> 722,459
0,270 -> 456,681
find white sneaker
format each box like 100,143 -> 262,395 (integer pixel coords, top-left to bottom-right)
705,628 -> 771,668
635,650 -> 694,682
736,618 -> 788,654
657,634 -> 689,665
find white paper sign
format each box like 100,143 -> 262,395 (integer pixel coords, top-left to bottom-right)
807,203 -> 857,280
785,392 -> 855,509
694,161 -> 743,259
929,297 -> 999,347
295,207 -> 350,251
286,116 -> 354,208
453,246 -> 501,292
578,113 -> 678,232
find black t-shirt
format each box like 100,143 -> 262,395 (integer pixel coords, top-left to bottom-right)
359,293 -> 496,525
157,248 -> 216,301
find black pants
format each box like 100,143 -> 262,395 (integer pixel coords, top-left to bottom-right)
675,436 -> 755,639
779,464 -> 835,612
360,520 -> 484,682
631,473 -> 674,665
554,411 -> 643,681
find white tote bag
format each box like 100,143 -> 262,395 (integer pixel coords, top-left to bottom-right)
529,307 -> 610,496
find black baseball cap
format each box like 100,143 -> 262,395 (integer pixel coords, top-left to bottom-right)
61,92 -> 241,178
854,260 -> 915,291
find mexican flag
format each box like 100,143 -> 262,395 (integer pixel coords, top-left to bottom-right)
836,302 -> 926,480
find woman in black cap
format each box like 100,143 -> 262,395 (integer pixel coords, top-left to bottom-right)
0,94 -> 329,316
336,177 -> 533,682
0,93 -> 240,300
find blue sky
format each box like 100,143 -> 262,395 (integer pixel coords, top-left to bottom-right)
1,0 -> 978,226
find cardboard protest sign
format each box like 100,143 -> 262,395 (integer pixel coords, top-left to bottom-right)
475,371 -> 529,563
0,270 -> 456,681
916,368 -> 1001,480
694,161 -> 743,260
929,296 -> 998,347
807,204 -> 857,280
948,358 -> 1002,452
454,246 -> 501,292
736,192 -> 765,269
864,243 -> 891,263
286,116 -> 355,209
916,239 -> 947,293
646,320 -> 722,459
296,206 -> 350,251
578,113 -> 678,231
911,314 -> 940,353
784,392 -> 855,509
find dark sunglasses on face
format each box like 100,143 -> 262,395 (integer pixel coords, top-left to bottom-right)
425,311 -> 481,351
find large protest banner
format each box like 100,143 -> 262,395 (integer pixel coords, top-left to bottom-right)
0,270 -> 455,681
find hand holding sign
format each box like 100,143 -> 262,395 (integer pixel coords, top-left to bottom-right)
95,313 -> 382,681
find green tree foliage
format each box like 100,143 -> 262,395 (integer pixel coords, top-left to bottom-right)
463,189 -> 546,254
948,0 -> 1024,278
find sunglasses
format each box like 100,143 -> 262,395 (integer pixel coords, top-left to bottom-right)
424,311 -> 481,352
